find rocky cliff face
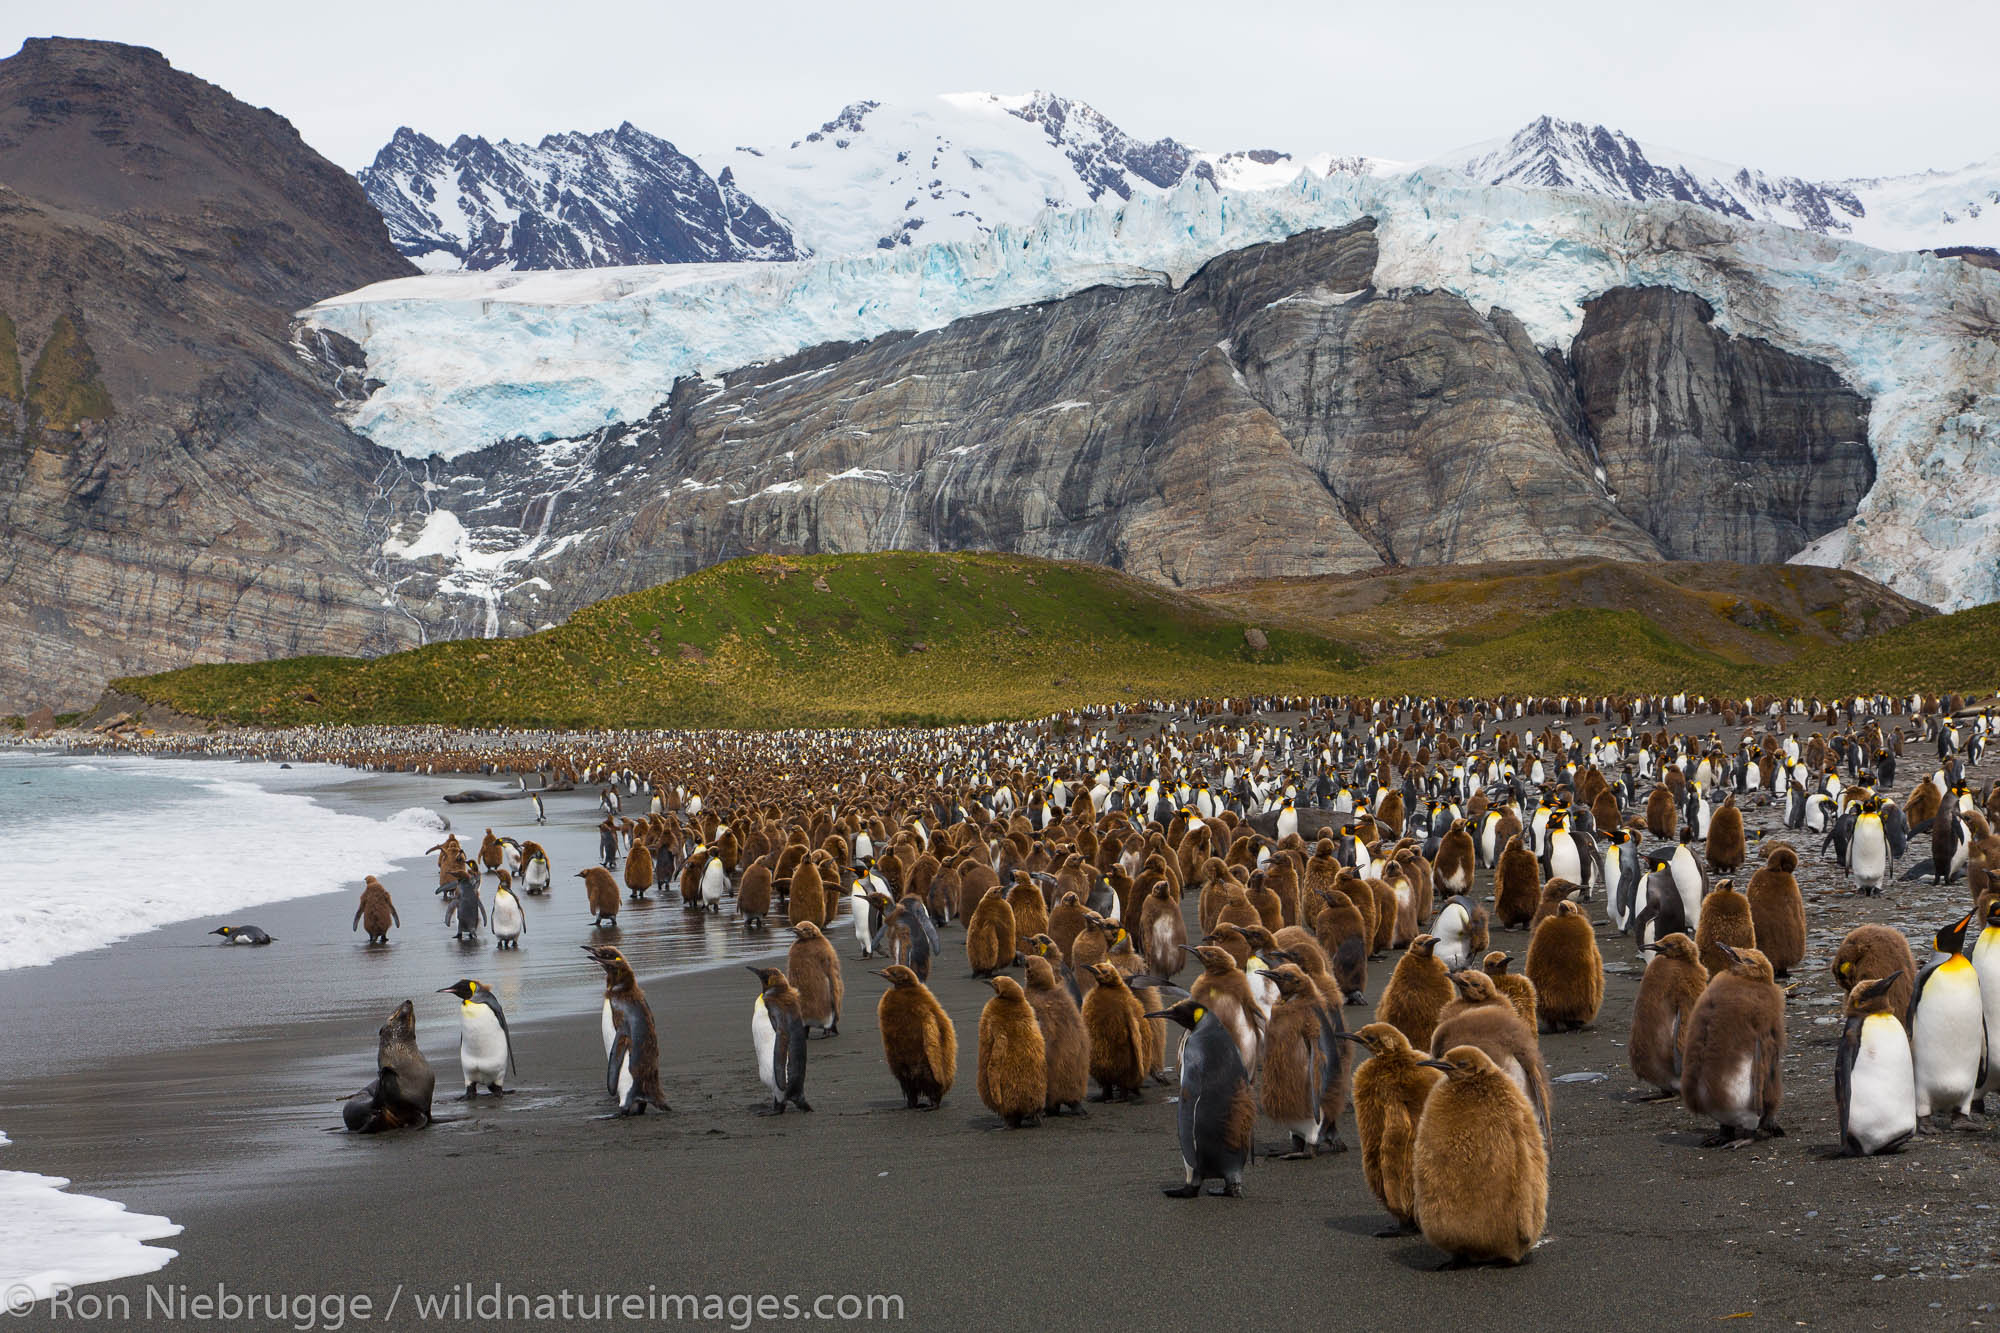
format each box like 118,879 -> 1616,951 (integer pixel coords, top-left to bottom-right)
0,37 -> 424,713
1571,287 -> 1874,562
370,221 -> 1874,638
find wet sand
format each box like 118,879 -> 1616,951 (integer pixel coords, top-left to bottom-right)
2,760 -> 1997,1330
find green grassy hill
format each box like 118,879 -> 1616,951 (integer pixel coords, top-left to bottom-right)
112,553 -> 1357,729
108,552 -> 1996,730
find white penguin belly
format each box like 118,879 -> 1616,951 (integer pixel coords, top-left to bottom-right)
493,894 -> 524,939
1913,979 -> 1984,1111
1847,1018 -> 1916,1151
459,1005 -> 509,1085
1550,838 -> 1581,884
601,999 -> 616,1056
1435,907 -> 1469,970
616,1052 -> 635,1105
752,999 -> 780,1097
1975,945 -> 2000,1092
703,862 -> 727,905
1719,1055 -> 1759,1127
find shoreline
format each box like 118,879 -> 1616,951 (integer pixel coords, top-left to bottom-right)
1,735 -> 1996,1328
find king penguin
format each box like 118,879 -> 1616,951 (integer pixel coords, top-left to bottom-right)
439,979 -> 515,1098
1910,912 -> 1986,1132
747,967 -> 812,1115
1150,997 -> 1256,1199
1834,973 -> 1915,1156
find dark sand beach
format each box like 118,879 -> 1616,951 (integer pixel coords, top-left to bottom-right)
2,757 -> 1997,1331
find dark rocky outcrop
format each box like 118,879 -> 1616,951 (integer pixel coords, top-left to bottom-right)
0,37 -> 424,712
1570,287 -> 1874,561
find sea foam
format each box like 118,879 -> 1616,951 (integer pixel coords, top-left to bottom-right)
0,753 -> 441,971
0,1131 -> 182,1301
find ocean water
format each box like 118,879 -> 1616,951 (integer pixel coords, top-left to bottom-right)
0,751 -> 447,1301
0,751 -> 442,971
0,1132 -> 181,1302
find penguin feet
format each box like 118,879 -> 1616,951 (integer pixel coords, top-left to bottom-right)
460,1088 -> 479,1101
487,1085 -> 509,1096
756,1104 -> 784,1117
793,1099 -> 814,1113
1218,1181 -> 1245,1198
1161,1184 -> 1201,1199
1950,1112 -> 1987,1133
1320,1131 -> 1350,1153
1916,1115 -> 1938,1135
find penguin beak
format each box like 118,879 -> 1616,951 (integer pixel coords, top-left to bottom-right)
1416,1059 -> 1454,1071
436,985 -> 456,994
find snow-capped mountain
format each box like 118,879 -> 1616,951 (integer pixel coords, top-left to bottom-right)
709,92 -> 1218,255
1428,115 -> 2000,252
358,123 -> 798,271
307,169 -> 2000,614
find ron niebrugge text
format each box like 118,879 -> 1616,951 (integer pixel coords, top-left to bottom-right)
10,1283 -> 907,1329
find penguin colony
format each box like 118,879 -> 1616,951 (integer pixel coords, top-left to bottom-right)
211,689 -> 2000,1270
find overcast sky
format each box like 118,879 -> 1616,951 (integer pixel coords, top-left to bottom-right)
30,0 -> 2000,177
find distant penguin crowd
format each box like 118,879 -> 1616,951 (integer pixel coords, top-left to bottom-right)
169,688 -> 2000,1270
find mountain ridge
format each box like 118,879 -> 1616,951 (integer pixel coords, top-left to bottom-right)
357,99 -> 2000,273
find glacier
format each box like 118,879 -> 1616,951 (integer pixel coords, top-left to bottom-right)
304,169 -> 2000,610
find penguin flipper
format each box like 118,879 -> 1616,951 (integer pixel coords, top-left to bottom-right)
1834,1016 -> 1860,1146
606,1034 -> 631,1099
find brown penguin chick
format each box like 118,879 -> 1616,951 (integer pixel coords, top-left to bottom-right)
1694,879 -> 1757,978
1680,944 -> 1787,1146
1830,925 -> 1917,1024
1082,964 -> 1150,1102
1068,915 -> 1112,1009
737,861 -> 775,929
1364,877 -> 1399,954
1206,923 -> 1255,970
1023,954 -> 1089,1116
1493,836 -> 1542,929
1705,794 -> 1746,874
352,876 -> 400,944
625,840 -> 655,898
1007,872 -> 1051,941
1481,951 -> 1538,1032
1211,881 -> 1262,940
1383,865 -> 1422,948
1646,785 -> 1679,839
1375,934 -> 1452,1049
576,866 -> 621,928
1524,901 -> 1603,1033
955,859 -> 999,923
1047,892 -> 1089,961
1333,869 -> 1380,947
787,855 -> 828,929
1258,964 -> 1348,1158
1312,889 -> 1370,1004
966,886 -> 1019,977
1412,1046 -> 1549,1268
678,849 -> 705,908
1430,971 -> 1552,1143
787,922 -> 843,1036
1528,877 -> 1581,930
1904,780 -> 1941,832
1629,933 -> 1706,1099
875,965 -> 956,1109
977,976 -> 1048,1128
1262,856 -> 1302,926
1341,1022 -> 1442,1236
1435,820 -> 1477,898
479,828 -> 504,873
1135,879 -> 1187,978
1743,848 -> 1805,978
1188,943 -> 1264,1070
1239,873 -> 1282,933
